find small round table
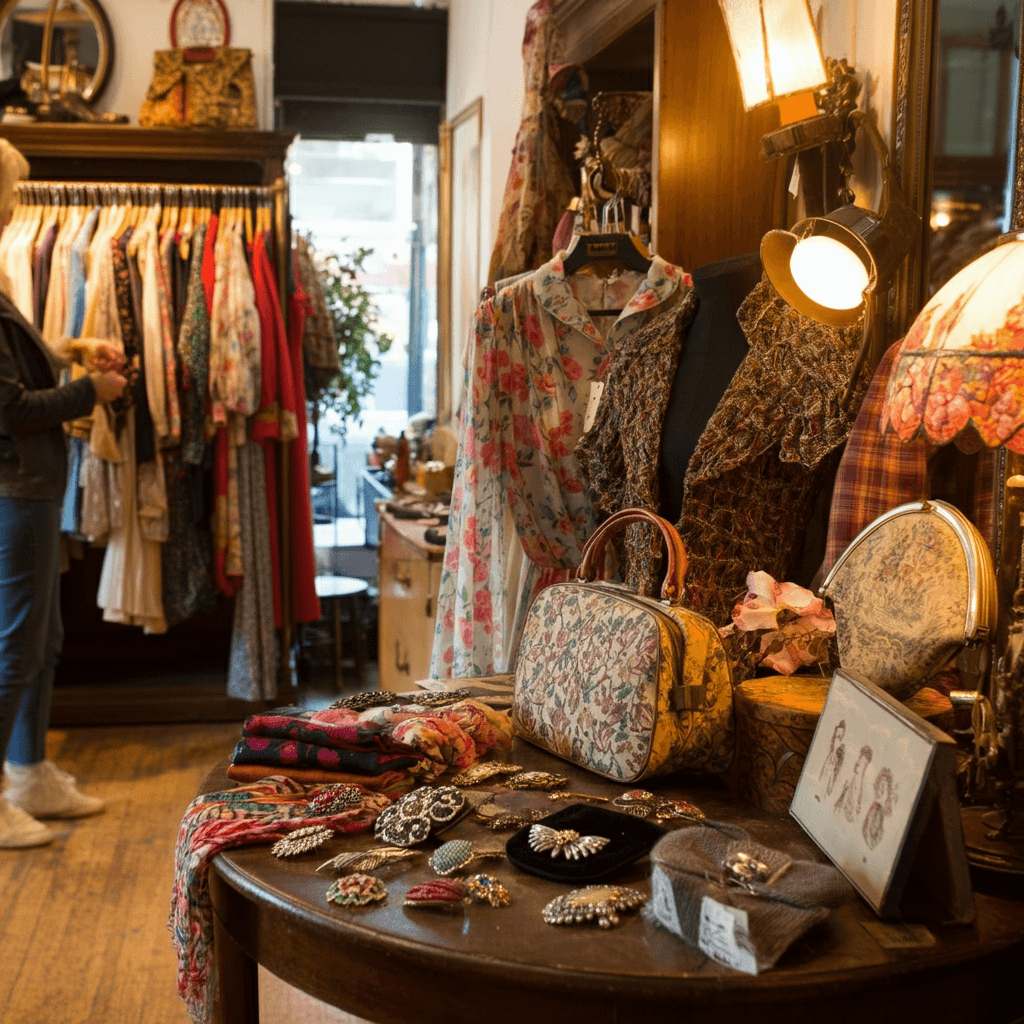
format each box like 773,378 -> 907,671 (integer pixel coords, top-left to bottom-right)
313,575 -> 369,692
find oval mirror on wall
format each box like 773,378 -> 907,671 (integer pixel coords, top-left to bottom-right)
0,0 -> 113,105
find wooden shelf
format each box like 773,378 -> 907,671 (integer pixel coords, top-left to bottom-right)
0,124 -> 297,185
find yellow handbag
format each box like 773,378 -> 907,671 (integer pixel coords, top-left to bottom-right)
512,508 -> 735,782
139,47 -> 257,129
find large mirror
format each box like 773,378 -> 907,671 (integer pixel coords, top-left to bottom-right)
892,0 -> 1023,336
0,0 -> 113,105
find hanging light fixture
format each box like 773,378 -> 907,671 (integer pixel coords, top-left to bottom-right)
716,0 -> 828,116
759,110 -> 921,328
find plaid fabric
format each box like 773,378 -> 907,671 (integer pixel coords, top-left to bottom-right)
822,340 -> 995,575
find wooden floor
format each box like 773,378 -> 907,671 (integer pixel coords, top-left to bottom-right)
0,718 -> 375,1024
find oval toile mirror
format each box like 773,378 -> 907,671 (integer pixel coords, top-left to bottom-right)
0,0 -> 113,105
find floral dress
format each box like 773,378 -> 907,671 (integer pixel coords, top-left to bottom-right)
430,253 -> 690,678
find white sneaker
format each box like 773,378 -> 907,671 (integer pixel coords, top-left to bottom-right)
4,760 -> 105,819
0,795 -> 54,848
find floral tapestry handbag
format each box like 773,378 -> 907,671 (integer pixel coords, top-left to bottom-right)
820,499 -> 997,701
512,508 -> 735,782
139,47 -> 257,129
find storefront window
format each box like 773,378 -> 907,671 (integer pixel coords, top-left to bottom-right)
289,138 -> 438,523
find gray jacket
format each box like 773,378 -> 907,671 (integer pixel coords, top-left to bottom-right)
0,293 -> 96,501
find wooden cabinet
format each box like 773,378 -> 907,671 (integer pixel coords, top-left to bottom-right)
554,0 -> 783,271
376,509 -> 445,688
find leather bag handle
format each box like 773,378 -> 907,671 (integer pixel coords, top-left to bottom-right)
576,507 -> 688,605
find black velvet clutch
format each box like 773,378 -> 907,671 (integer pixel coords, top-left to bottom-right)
505,804 -> 666,883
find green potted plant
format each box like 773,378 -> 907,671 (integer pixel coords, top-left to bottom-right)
304,242 -> 394,473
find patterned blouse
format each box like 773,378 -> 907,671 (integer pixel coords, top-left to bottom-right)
431,253 -> 690,678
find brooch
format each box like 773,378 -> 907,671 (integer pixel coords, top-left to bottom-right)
465,873 -> 511,907
475,806 -> 547,831
404,688 -> 472,707
546,791 -> 610,804
451,761 -> 524,786
611,790 -> 706,822
304,783 -> 364,817
541,885 -> 647,928
326,873 -> 387,907
528,824 -> 609,860
505,771 -> 570,791
403,878 -> 468,908
271,825 -> 335,858
427,839 -> 506,876
318,845 -> 420,874
329,691 -> 398,711
374,785 -> 467,846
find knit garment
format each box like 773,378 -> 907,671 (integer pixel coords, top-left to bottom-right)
576,273 -> 867,626
647,823 -> 853,973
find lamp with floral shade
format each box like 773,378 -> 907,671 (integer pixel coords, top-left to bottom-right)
881,231 -> 1024,873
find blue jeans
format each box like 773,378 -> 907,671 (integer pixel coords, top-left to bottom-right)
0,497 -> 63,766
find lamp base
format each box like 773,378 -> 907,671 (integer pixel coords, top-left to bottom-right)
961,805 -> 1024,875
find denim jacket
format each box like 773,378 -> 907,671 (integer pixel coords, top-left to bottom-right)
0,293 -> 96,501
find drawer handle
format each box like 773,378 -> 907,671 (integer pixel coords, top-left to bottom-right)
394,565 -> 412,587
395,641 -> 410,674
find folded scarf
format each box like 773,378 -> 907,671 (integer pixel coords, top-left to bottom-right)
223,763 -> 417,795
238,699 -> 512,782
230,736 -> 421,774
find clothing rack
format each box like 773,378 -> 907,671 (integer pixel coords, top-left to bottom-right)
6,172 -> 314,704
15,179 -> 290,319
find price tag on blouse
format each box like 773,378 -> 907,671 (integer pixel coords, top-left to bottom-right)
583,381 -> 605,433
698,897 -> 758,974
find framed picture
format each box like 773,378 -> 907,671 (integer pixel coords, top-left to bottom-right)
790,669 -> 973,923
437,96 -> 482,426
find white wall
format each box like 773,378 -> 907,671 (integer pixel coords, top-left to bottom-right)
445,0 -> 902,287
816,0 -> 899,207
446,0 -> 538,290
93,0 -> 274,128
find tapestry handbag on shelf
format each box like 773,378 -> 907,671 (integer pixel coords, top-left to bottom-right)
139,47 -> 257,129
820,498 -> 997,700
512,508 -> 735,782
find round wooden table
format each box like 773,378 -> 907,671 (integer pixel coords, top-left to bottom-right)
206,739 -> 1024,1024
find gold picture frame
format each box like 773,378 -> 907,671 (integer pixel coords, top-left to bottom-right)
437,96 -> 483,427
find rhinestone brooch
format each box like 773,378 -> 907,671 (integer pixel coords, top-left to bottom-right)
403,688 -> 472,707
528,824 -> 609,860
475,807 -> 547,831
326,873 -> 387,907
374,785 -> 467,847
451,761 -> 524,786
542,885 -> 647,928
505,771 -> 570,791
304,784 -> 364,818
465,873 -> 511,907
329,691 -> 398,711
427,839 -> 505,876
271,825 -> 335,858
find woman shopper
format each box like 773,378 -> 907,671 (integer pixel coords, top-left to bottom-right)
0,139 -> 127,848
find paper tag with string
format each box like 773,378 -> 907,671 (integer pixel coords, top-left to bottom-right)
698,897 -> 758,974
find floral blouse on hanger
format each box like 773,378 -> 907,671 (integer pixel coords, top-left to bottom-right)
431,253 -> 690,679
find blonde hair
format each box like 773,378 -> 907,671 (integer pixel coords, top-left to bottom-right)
0,139 -> 29,224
